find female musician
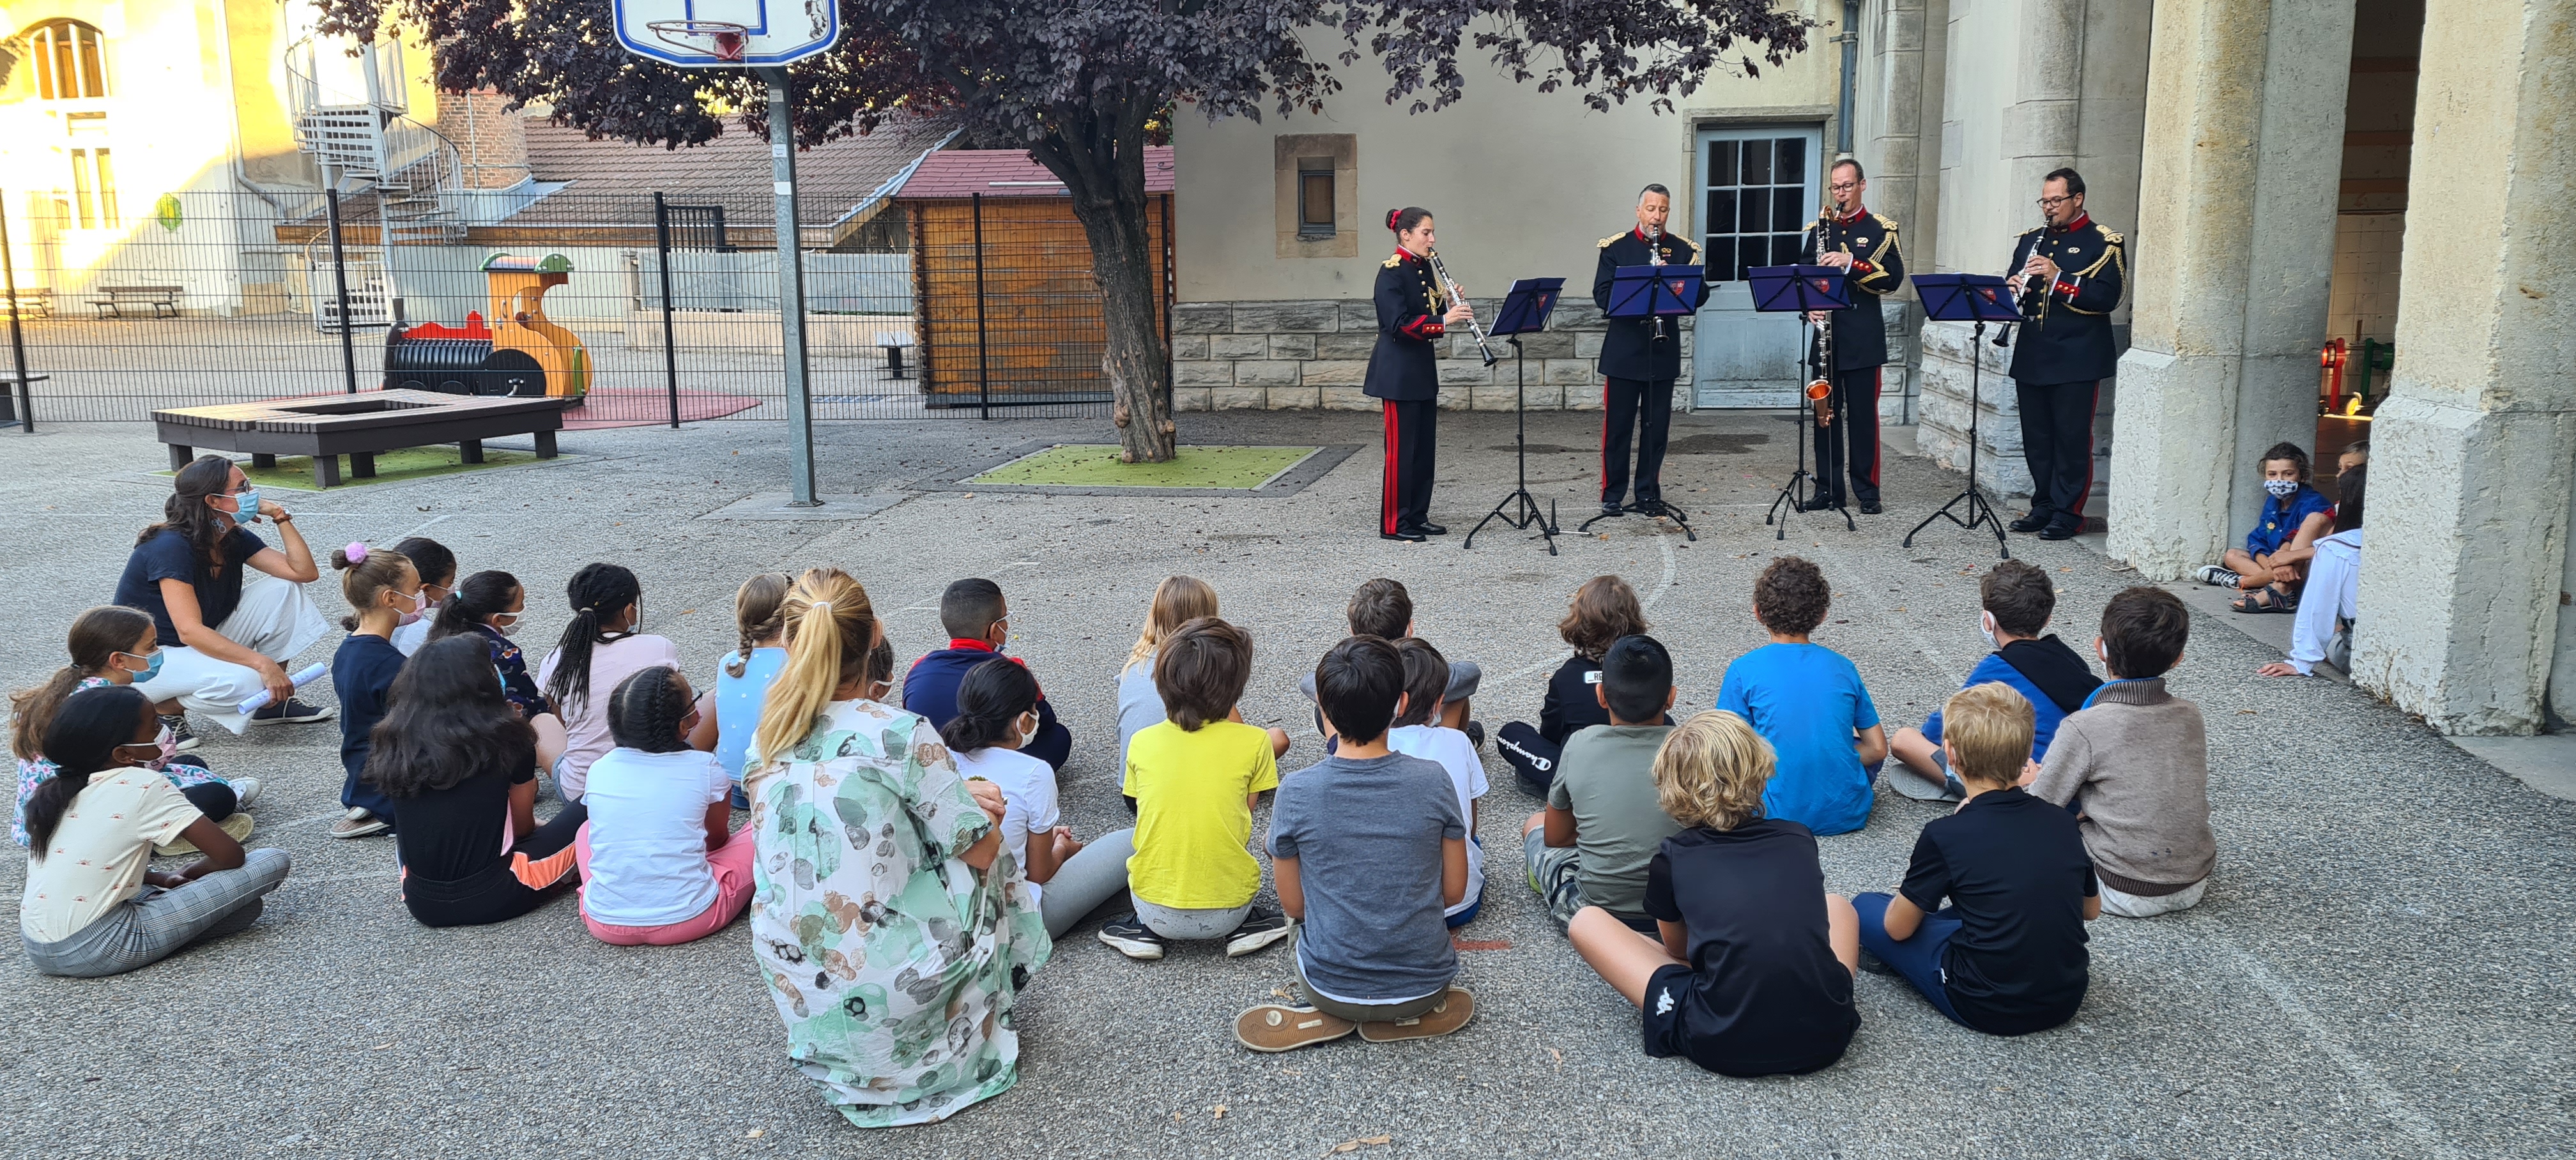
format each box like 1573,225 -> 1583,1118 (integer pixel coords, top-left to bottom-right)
1365,208 -> 1475,542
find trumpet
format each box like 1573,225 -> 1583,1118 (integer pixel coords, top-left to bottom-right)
1424,247 -> 1499,367
1805,204 -> 1836,427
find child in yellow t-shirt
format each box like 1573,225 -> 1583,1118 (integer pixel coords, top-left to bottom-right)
1100,616 -> 1291,961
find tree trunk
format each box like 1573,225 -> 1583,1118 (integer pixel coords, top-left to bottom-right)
1031,99 -> 1175,463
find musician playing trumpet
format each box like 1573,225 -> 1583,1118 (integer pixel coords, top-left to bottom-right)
1365,206 -> 1475,542
1591,185 -> 1710,519
1800,158 -> 1906,515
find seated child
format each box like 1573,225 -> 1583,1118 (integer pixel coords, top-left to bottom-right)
425,569 -> 569,777
695,573 -> 792,806
1497,575 -> 1658,796
1857,682 -> 2099,1036
2195,441 -> 2335,613
14,606 -> 256,853
1717,557 -> 1887,836
329,543 -> 424,839
944,657 -> 1135,939
1099,616 -> 1291,960
2263,466 -> 2365,678
1889,560 -> 2100,802
387,535 -> 456,656
1301,578 -> 1483,745
1120,577 -> 1291,772
572,666 -> 752,946
1387,638 -> 1489,926
2334,438 -> 2368,477
537,563 -> 682,803
1525,634 -> 1680,933
1233,636 -> 1471,1051
2031,586 -> 2216,916
17,685 -> 291,978
374,636 -> 588,928
902,578 -> 1072,771
1568,710 -> 1859,1077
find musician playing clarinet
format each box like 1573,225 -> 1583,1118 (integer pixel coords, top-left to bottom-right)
1591,185 -> 1710,519
1800,158 -> 1906,515
2004,167 -> 2126,541
1365,206 -> 1473,542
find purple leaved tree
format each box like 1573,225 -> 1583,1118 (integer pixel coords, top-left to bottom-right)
314,0 -> 1811,462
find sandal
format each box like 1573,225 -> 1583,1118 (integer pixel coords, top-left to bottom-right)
2232,586 -> 2298,614
1356,987 -> 1476,1043
1234,1004 -> 1356,1053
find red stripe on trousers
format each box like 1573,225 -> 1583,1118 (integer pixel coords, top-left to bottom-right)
1867,367 -> 1884,485
2067,381 -> 2100,517
1382,402 -> 1399,534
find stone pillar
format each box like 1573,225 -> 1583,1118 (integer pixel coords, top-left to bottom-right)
2352,0 -> 2575,735
2105,0 -> 2356,578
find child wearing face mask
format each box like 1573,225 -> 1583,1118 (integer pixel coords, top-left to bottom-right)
571,666 -> 752,946
12,606 -> 257,853
387,536 -> 457,657
944,658 -> 1135,940
2195,441 -> 2334,613
1887,560 -> 2100,803
328,543 -> 424,839
427,570 -> 567,775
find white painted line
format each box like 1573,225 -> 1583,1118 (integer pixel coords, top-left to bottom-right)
399,512 -> 453,538
2211,930 -> 2465,1160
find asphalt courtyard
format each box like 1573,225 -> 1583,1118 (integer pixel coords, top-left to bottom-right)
1,408 -> 2566,1159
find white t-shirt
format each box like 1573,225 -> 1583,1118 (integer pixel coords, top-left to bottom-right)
20,768 -> 204,942
390,617 -> 433,657
577,747 -> 730,927
1389,724 -> 1488,917
954,746 -> 1060,904
536,633 -> 682,799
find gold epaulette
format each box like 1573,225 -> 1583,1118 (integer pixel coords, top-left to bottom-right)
1598,234 -> 1623,248
1383,254 -> 1405,268
1872,212 -> 1900,231
2094,224 -> 2124,245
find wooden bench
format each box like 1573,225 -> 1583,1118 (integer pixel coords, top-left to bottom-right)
153,390 -> 567,489
2,286 -> 50,319
89,285 -> 182,319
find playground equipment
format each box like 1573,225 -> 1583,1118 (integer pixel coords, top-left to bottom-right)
382,254 -> 590,402
2319,336 -> 2393,417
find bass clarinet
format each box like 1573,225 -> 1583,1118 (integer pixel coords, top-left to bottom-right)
1805,204 -> 1836,427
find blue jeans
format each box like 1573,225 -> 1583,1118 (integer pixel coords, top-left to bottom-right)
1853,891 -> 1966,1026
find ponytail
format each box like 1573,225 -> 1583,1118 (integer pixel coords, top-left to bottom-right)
429,570 -> 522,643
546,562 -> 641,715
26,685 -> 151,857
11,605 -> 154,762
747,567 -> 877,781
940,657 -> 1039,754
1388,206 -> 1431,235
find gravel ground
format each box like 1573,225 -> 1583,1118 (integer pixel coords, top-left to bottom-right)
0,409 -> 2567,1159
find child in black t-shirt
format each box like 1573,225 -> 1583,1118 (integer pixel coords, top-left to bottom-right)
1498,575 -> 1655,796
1567,710 -> 1860,1076
1856,682 -> 2099,1036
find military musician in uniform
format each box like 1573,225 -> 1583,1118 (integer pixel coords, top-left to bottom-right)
1799,158 -> 1906,514
2004,167 -> 2127,541
1365,206 -> 1475,542
1590,185 -> 1710,519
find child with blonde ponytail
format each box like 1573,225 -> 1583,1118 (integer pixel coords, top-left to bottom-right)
746,567 -> 1047,1128
1115,576 -> 1288,771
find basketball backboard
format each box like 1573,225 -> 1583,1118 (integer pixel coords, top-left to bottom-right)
613,0 -> 839,67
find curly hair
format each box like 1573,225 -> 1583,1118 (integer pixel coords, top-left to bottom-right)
1558,575 -> 1650,660
1653,710 -> 1775,832
606,664 -> 694,754
1753,556 -> 1831,637
940,658 -> 1040,754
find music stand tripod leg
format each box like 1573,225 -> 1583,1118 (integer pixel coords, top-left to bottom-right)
1467,337 -> 1558,554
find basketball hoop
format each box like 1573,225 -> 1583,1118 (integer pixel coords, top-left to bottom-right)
647,19 -> 749,63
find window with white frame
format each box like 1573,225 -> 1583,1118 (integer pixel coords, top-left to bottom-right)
70,147 -> 118,228
29,19 -> 111,102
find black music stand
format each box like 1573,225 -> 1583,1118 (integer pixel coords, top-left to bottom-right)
1904,273 -> 2023,558
1747,264 -> 1853,538
1467,278 -> 1567,554
1582,263 -> 1707,540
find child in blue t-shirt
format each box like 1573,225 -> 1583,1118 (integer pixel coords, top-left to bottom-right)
1887,560 -> 2100,802
2195,441 -> 2334,613
1715,557 -> 1885,836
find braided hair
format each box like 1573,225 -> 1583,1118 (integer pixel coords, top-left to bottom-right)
429,570 -> 522,642
545,563 -> 643,715
24,685 -> 153,857
940,657 -> 1039,754
726,572 -> 793,678
606,665 -> 693,753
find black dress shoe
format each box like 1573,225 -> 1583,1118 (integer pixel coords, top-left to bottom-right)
2009,511 -> 2053,533
1858,498 -> 1883,515
1380,528 -> 1427,542
2037,521 -> 2082,541
1414,521 -> 1448,536
1798,495 -> 1843,512
1598,501 -> 1625,517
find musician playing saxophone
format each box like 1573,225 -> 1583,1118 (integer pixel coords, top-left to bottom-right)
1799,158 -> 1906,515
1591,185 -> 1710,519
1365,206 -> 1475,542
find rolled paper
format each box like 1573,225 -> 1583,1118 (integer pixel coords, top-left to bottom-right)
237,661 -> 331,715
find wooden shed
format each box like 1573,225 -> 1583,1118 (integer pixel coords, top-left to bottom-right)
896,148 -> 1174,408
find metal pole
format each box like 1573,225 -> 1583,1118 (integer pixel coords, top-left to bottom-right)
1836,0 -> 1860,156
654,193 -> 681,429
972,191 -> 990,420
0,188 -> 32,431
763,69 -> 818,506
325,187 -> 360,393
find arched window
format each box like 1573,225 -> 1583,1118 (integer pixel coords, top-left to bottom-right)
27,19 -> 109,101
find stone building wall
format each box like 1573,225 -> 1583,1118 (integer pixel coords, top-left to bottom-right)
1170,298 -> 1689,412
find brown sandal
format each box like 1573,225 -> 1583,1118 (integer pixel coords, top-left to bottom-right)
1233,1005 -> 1356,1053
2232,586 -> 2298,614
1356,987 -> 1476,1043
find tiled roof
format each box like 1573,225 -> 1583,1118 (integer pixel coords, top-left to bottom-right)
894,146 -> 1175,199
509,111 -> 962,225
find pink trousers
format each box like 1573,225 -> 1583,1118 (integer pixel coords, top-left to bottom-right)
572,821 -> 756,947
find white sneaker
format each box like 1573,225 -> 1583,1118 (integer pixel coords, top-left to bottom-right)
227,777 -> 261,809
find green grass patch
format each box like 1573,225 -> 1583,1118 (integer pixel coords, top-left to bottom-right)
964,445 -> 1321,489
159,446 -> 555,492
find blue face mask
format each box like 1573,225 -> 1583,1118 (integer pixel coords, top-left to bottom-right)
227,487 -> 261,524
2264,478 -> 2299,498
117,649 -> 164,683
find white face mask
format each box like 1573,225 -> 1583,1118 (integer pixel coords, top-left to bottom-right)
2095,638 -> 2110,666
1979,611 -> 2000,650
2265,478 -> 2299,498
1016,710 -> 1041,744
489,613 -> 519,637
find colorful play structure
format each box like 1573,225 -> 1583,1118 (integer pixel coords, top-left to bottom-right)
382,254 -> 590,403
2318,335 -> 2393,418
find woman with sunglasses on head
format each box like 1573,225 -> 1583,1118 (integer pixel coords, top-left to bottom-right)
12,606 -> 259,853
112,454 -> 334,749
19,685 -> 293,977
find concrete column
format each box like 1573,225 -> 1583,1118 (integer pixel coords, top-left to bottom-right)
2106,0 -> 2356,577
1861,0 -> 1940,422
2352,0 -> 2575,735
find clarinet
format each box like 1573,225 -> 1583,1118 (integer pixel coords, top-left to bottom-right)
1995,240 -> 2051,348
1424,247 -> 1499,366
1648,225 -> 1668,344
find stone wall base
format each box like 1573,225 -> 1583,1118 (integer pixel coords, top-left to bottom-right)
1171,298 -> 1689,412
1917,318 -> 2115,525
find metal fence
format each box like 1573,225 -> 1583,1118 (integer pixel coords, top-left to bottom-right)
0,185 -> 1151,426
